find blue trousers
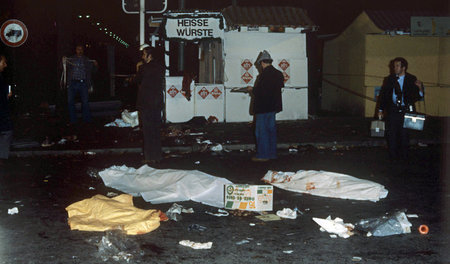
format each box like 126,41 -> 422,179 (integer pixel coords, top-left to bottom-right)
68,81 -> 92,123
255,112 -> 277,159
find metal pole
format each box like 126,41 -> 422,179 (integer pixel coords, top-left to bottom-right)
178,0 -> 185,72
140,0 -> 145,46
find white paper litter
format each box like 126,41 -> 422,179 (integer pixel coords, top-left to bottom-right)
205,209 -> 229,217
179,240 -> 213,249
262,170 -> 388,202
105,110 -> 139,128
312,216 -> 355,238
98,165 -> 232,208
8,207 -> 19,215
276,208 -> 297,219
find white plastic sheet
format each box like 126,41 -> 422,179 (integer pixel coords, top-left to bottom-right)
262,170 -> 388,202
99,165 -> 232,208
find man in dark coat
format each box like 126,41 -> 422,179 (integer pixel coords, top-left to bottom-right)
378,57 -> 424,161
248,50 -> 284,161
0,54 -> 13,162
136,47 -> 165,164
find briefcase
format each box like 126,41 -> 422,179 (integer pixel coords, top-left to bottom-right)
370,120 -> 385,137
403,113 -> 425,131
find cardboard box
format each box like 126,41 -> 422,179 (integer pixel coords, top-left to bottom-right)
224,184 -> 273,211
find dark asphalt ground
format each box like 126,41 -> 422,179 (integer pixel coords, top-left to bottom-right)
0,144 -> 448,264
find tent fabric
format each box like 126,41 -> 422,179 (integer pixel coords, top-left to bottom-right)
98,165 -> 232,208
66,194 -> 161,235
262,170 -> 388,202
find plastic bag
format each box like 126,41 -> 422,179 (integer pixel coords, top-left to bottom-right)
355,210 -> 412,237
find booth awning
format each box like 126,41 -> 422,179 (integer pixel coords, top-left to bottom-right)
222,6 -> 317,30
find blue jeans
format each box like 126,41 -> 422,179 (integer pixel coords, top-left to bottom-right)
255,112 -> 277,159
68,81 -> 92,123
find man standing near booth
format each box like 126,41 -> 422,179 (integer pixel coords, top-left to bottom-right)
136,46 -> 165,164
64,44 -> 98,124
378,57 -> 424,162
248,50 -> 284,162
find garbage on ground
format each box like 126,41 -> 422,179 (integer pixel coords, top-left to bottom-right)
99,165 -> 232,208
255,214 -> 281,222
352,256 -> 362,262
418,224 -> 429,235
283,250 -> 294,254
89,187 -> 95,190
41,137 -> 54,147
205,208 -> 229,217
165,203 -> 193,221
312,216 -> 355,238
249,223 -> 256,226
210,144 -> 223,152
406,214 -> 419,218
229,210 -> 254,217
355,210 -> 412,237
276,208 -> 297,219
262,170 -> 388,202
194,161 -> 200,164
92,230 -> 144,262
65,194 -> 162,235
224,184 -> 273,211
188,224 -> 207,232
236,239 -> 250,245
106,192 -> 119,197
8,207 -> 19,215
179,240 -> 213,250
105,110 -> 139,128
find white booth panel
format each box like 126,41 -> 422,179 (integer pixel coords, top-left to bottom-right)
277,88 -> 308,120
225,89 -> 253,122
194,84 -> 225,122
165,77 -> 194,123
224,32 -> 307,88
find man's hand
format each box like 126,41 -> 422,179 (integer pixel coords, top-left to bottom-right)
93,60 -> 98,67
247,86 -> 253,93
415,79 -> 423,92
62,56 -> 67,63
378,111 -> 384,120
7,92 -> 12,98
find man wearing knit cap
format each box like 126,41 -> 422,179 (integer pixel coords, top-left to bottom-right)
247,50 -> 284,161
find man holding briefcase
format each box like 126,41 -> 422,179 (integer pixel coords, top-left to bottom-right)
378,57 -> 424,162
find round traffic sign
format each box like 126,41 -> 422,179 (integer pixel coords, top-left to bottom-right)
1,19 -> 28,47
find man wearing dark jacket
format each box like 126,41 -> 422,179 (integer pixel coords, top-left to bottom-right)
378,57 -> 424,161
248,50 -> 284,161
0,54 -> 13,162
136,47 -> 165,164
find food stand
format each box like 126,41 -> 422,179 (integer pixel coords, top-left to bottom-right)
161,7 -> 317,122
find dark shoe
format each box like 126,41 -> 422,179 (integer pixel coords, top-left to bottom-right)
251,157 -> 269,162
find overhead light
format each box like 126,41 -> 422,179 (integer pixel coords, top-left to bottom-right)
78,15 -> 82,18
96,22 -> 100,26
86,15 -> 90,18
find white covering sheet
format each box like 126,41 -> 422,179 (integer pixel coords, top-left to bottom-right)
99,165 -> 232,208
262,170 -> 388,202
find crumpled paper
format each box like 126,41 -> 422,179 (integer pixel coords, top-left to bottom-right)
312,216 -> 354,238
179,240 -> 213,249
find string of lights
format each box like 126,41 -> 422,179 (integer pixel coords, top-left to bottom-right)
77,15 -> 130,48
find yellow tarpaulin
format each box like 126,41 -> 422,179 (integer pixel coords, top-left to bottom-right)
66,194 -> 161,235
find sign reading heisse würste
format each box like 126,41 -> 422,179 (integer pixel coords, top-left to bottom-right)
164,16 -> 224,41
